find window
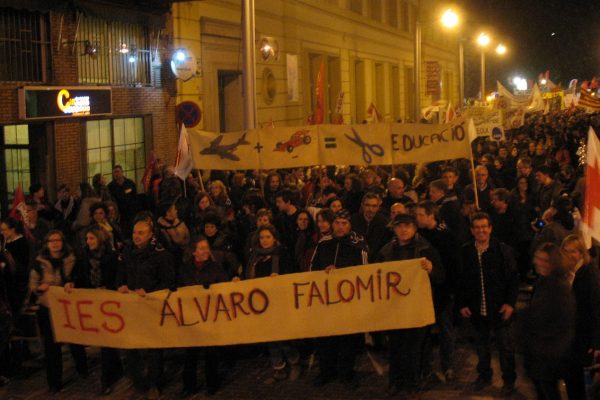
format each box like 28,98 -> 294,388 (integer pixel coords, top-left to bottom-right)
77,15 -> 152,86
400,1 -> 409,32
375,63 -> 385,116
86,117 -> 146,190
387,0 -> 398,28
391,65 -> 400,120
353,60 -> 366,123
3,125 -> 31,203
0,7 -> 50,82
370,0 -> 382,22
350,0 -> 363,14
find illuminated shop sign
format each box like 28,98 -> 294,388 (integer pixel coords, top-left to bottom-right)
18,86 -> 112,120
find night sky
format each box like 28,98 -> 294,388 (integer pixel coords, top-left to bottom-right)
458,0 -> 600,98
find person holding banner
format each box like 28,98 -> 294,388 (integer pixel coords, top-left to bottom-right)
245,224 -> 300,384
116,219 -> 175,400
74,226 -> 122,395
178,236 -> 229,396
376,213 -> 444,396
29,230 -> 88,394
309,209 -> 368,390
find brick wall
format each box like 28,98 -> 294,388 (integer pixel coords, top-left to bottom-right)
0,9 -> 177,196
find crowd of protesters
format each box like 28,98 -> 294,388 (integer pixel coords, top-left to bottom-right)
1,108 -> 600,399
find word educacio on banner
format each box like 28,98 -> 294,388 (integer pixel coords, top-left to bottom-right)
48,260 -> 435,349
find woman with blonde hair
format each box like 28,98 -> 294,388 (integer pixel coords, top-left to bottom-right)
560,234 -> 600,400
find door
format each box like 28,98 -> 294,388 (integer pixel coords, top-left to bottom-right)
218,70 -> 243,133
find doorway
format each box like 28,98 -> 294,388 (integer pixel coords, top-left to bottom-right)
218,70 -> 243,133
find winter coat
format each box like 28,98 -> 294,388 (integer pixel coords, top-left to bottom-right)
457,238 -> 519,322
29,253 -> 76,307
519,272 -> 575,380
375,235 -> 445,287
117,240 -> 175,292
310,232 -> 368,271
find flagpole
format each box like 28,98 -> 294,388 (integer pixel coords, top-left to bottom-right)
469,148 -> 480,211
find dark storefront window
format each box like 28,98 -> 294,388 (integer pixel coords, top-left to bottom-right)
0,7 -> 51,82
77,15 -> 153,86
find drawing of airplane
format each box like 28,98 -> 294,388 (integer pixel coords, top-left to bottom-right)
199,132 -> 250,161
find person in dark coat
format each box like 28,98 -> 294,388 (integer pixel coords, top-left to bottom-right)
74,227 -> 122,395
350,192 -> 391,262
519,242 -> 575,400
117,220 -> 175,399
415,200 -> 459,382
107,165 -> 138,236
310,209 -> 369,389
178,236 -> 229,396
429,179 -> 468,244
29,230 -> 88,393
376,213 -> 444,396
274,189 -> 301,266
245,225 -> 300,384
458,212 -> 519,396
561,235 -> 600,400
0,218 -> 30,317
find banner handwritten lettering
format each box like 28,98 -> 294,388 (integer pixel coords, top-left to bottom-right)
189,118 -> 473,169
47,260 -> 435,349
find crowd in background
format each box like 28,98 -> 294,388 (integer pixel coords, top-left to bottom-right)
1,108 -> 600,399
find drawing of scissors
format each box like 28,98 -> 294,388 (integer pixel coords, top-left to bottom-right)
344,128 -> 384,164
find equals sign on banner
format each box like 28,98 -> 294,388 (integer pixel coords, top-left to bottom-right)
324,137 -> 337,149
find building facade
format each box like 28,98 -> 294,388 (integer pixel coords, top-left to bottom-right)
0,1 -> 177,215
171,0 -> 460,133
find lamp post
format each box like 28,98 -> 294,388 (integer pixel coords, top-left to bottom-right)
413,8 -> 459,122
476,33 -> 490,101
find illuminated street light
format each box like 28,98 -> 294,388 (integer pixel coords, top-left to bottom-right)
441,9 -> 459,28
477,33 -> 491,47
541,78 -> 547,85
495,44 -> 507,55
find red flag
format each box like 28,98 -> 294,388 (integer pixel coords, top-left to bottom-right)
591,77 -> 599,90
314,59 -> 325,124
141,151 -> 156,193
582,128 -> 600,248
367,103 -> 382,123
9,183 -> 24,220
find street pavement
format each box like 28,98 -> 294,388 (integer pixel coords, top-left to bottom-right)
1,329 -> 547,400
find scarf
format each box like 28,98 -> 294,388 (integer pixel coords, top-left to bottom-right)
88,250 -> 103,287
247,245 -> 280,279
54,197 -> 75,219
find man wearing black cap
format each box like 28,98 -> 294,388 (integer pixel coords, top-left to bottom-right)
376,213 -> 444,396
310,209 -> 368,389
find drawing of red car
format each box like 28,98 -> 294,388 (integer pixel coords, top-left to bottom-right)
274,129 -> 312,153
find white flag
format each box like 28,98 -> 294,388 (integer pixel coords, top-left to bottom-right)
174,124 -> 193,180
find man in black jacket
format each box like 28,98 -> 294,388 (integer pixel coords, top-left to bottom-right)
310,209 -> 368,389
117,220 -> 175,400
376,213 -> 444,396
458,212 -> 519,396
415,200 -> 460,382
108,165 -> 138,236
350,192 -> 390,262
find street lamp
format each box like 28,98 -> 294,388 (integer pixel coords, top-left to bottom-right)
495,44 -> 507,55
414,8 -> 460,122
477,33 -> 490,101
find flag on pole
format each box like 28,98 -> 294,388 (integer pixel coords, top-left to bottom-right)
445,102 -> 455,123
582,127 -> 600,248
141,151 -> 156,193
9,183 -> 24,220
578,89 -> 600,111
314,59 -> 325,124
174,123 -> 194,180
367,103 -> 382,123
